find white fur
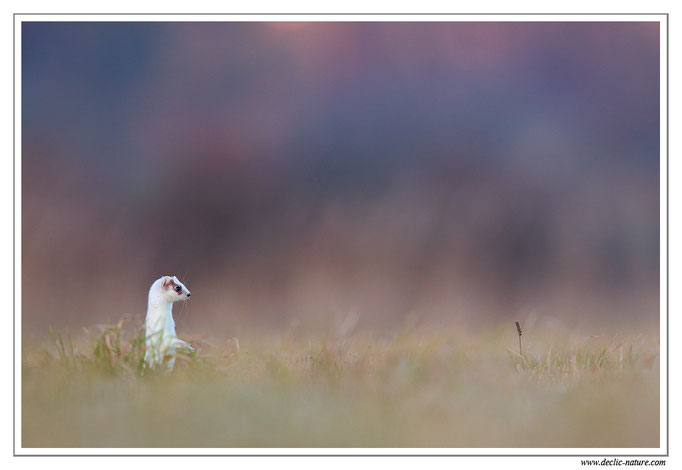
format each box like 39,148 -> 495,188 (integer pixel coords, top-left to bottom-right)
144,275 -> 193,371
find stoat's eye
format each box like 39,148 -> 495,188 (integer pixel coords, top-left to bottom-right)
174,286 -> 182,293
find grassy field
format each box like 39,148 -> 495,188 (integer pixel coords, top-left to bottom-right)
21,318 -> 660,448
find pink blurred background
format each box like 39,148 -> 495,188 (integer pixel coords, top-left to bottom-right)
22,22 -> 660,336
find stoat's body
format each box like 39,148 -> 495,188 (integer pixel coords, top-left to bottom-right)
144,275 -> 193,371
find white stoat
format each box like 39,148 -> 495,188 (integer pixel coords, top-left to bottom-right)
144,275 -> 193,371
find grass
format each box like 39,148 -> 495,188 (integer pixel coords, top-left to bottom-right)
22,318 -> 660,448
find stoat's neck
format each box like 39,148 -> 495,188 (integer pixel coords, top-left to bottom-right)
146,288 -> 174,331
148,293 -> 172,315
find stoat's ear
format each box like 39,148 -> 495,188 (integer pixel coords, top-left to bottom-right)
161,276 -> 172,289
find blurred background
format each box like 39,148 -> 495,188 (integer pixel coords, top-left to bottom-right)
21,21 -> 660,337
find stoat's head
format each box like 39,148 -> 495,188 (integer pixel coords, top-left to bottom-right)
155,275 -> 191,302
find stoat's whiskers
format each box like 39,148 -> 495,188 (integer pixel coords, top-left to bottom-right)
179,296 -> 188,319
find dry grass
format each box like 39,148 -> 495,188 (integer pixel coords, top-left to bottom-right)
21,318 -> 660,448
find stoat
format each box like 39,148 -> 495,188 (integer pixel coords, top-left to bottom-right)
144,275 -> 193,371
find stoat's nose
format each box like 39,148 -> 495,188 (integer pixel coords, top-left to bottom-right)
187,292 -> 191,297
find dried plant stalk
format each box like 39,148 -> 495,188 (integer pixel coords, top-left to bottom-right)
515,321 -> 523,356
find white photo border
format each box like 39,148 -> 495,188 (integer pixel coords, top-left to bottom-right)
13,12 -> 669,457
